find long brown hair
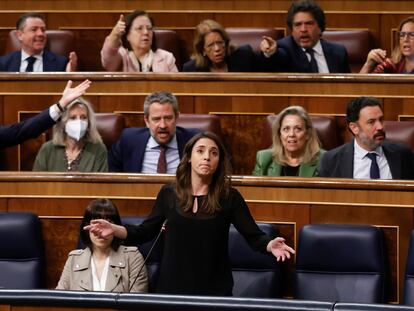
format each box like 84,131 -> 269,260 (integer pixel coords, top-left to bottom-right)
391,16 -> 414,64
174,132 -> 231,214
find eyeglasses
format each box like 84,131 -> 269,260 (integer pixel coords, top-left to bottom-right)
134,25 -> 154,33
204,40 -> 225,50
398,31 -> 414,40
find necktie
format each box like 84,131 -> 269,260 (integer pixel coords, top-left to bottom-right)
366,153 -> 380,179
26,56 -> 36,72
305,48 -> 319,73
157,145 -> 167,173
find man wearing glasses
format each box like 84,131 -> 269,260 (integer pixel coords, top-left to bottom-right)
360,16 -> 414,74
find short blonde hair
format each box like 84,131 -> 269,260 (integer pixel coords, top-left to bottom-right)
271,106 -> 321,165
191,19 -> 235,69
52,97 -> 102,146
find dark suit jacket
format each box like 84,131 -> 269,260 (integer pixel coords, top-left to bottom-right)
0,50 -> 68,72
108,126 -> 199,172
0,108 -> 55,149
273,35 -> 351,73
183,45 -> 273,72
317,140 -> 414,179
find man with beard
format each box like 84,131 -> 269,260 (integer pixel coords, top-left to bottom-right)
0,12 -> 77,72
108,91 -> 199,173
263,0 -> 350,73
317,97 -> 414,179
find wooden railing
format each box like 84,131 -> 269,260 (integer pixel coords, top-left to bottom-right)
0,172 -> 412,302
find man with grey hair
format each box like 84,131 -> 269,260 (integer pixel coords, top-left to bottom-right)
108,91 -> 199,173
0,12 -> 77,72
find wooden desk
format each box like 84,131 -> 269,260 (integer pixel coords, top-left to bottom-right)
0,172 -> 412,302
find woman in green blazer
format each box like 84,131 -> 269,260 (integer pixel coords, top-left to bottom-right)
253,106 -> 323,177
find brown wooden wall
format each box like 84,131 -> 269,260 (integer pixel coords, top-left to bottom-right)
0,173 -> 413,303
1,73 -> 414,174
0,8 -> 413,70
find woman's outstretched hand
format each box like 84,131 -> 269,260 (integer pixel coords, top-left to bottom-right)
267,237 -> 295,262
84,219 -> 115,239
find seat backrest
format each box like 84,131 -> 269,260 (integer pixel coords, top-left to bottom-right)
384,121 -> 414,152
229,223 -> 280,298
295,224 -> 386,303
261,114 -> 340,150
404,230 -> 414,306
121,217 -> 163,293
226,28 -> 284,53
0,212 -> 45,289
321,30 -> 374,73
5,30 -> 75,57
177,114 -> 222,137
95,113 -> 126,150
154,29 -> 182,70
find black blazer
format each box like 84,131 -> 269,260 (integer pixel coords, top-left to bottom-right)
317,140 -> 414,179
0,109 -> 55,149
0,50 -> 68,72
183,45 -> 271,72
274,35 -> 351,73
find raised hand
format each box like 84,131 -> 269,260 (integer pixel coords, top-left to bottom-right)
110,14 -> 126,40
360,49 -> 387,73
260,36 -> 277,54
59,79 -> 91,108
267,237 -> 295,262
65,51 -> 78,72
84,219 -> 114,239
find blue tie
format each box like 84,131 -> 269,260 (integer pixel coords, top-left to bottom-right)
26,56 -> 36,72
366,153 -> 380,179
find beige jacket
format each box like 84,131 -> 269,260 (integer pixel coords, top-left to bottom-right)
56,246 -> 148,293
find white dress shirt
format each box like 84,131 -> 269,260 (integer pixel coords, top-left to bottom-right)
91,256 -> 110,291
302,40 -> 329,73
141,134 -> 180,174
353,140 -> 393,179
20,50 -> 43,72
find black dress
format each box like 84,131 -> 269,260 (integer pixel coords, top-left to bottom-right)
125,183 -> 271,296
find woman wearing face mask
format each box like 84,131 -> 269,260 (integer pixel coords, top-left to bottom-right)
33,97 -> 108,172
101,10 -> 178,72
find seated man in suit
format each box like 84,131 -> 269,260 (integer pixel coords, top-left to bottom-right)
318,97 -> 414,179
0,12 -> 77,72
108,91 -> 199,173
262,0 -> 350,73
0,79 -> 90,149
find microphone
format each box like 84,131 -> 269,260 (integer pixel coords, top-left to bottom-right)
129,219 -> 167,292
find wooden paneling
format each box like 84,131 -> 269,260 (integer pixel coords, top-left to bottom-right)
0,1 -> 414,11
0,173 -> 413,302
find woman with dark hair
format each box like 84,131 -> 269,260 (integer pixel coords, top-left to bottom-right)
101,10 -> 178,72
56,199 -> 148,292
183,19 -> 275,72
360,16 -> 414,74
85,132 -> 294,296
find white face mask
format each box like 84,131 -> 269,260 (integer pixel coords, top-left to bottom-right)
65,119 -> 88,141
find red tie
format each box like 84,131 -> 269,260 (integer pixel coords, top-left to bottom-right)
157,145 -> 167,173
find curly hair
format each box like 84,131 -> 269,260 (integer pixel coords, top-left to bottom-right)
287,0 -> 326,32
